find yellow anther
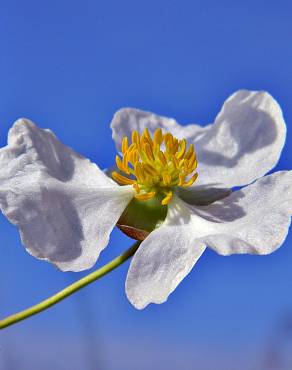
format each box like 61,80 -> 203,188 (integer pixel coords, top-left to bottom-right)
164,132 -> 173,144
132,131 -> 140,148
133,183 -> 140,193
178,173 -> 186,186
182,159 -> 189,172
112,129 -> 199,205
185,143 -> 194,160
127,143 -> 137,153
171,155 -> 179,169
188,156 -> 198,172
172,138 -> 179,154
153,128 -> 163,146
164,133 -> 173,153
179,158 -> 186,169
115,154 -> 123,169
158,151 -> 167,166
143,164 -> 158,177
112,171 -> 135,185
134,162 -> 146,182
123,153 -> 129,169
144,143 -> 155,162
162,172 -> 172,186
142,128 -> 152,143
181,173 -> 198,187
161,191 -> 173,205
128,149 -> 139,165
115,155 -> 130,174
121,136 -> 129,154
176,139 -> 186,159
135,191 -> 156,201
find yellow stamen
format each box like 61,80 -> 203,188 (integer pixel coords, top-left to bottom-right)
133,183 -> 140,193
188,157 -> 198,172
135,191 -> 156,201
171,155 -> 179,169
176,139 -> 186,159
172,138 -> 179,154
122,154 -> 130,170
158,151 -> 167,166
185,143 -> 194,160
162,172 -> 171,186
178,173 -> 186,186
134,162 -> 146,182
112,171 -> 135,185
143,164 -> 158,176
127,143 -> 137,153
121,137 -> 129,154
142,128 -> 152,144
112,128 -> 199,205
181,173 -> 198,187
144,143 -> 155,162
127,149 -> 138,165
153,128 -> 163,146
161,191 -> 173,205
164,133 -> 173,153
115,155 -> 129,174
131,131 -> 140,149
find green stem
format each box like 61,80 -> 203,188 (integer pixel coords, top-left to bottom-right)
0,241 -> 140,330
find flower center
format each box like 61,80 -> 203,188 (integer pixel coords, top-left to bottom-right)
112,128 -> 198,205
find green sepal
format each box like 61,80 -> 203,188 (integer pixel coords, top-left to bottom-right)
117,194 -> 167,241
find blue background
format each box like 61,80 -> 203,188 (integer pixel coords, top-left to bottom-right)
0,1 -> 292,369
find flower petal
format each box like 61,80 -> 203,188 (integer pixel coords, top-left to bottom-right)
111,91 -> 286,188
126,171 -> 292,308
110,107 -> 204,151
0,118 -> 116,188
175,185 -> 232,206
195,90 -> 286,187
0,119 -> 134,271
195,171 -> 292,255
125,199 -> 206,309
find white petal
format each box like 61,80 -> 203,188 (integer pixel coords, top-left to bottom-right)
175,185 -> 232,206
126,171 -> 292,308
195,90 -> 286,187
125,199 -> 206,309
0,118 -> 115,188
172,171 -> 292,256
197,171 -> 292,255
110,107 -> 204,150
0,119 -> 134,271
111,91 -> 286,188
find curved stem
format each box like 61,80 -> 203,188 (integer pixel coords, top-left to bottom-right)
0,241 -> 140,330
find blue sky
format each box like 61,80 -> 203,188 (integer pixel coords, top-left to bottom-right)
0,1 -> 292,369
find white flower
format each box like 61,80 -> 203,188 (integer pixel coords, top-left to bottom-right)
0,90 -> 291,309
